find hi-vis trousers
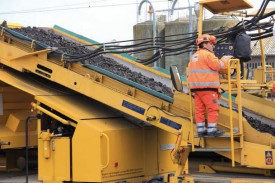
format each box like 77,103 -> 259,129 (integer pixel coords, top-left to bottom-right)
194,90 -> 219,125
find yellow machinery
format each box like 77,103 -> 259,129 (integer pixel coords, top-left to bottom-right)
0,0 -> 274,183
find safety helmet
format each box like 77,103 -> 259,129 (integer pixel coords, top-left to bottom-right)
196,34 -> 217,45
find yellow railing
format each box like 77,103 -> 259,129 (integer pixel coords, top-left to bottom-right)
227,59 -> 243,167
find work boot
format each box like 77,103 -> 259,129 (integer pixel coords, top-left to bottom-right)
196,122 -> 206,137
207,129 -> 225,137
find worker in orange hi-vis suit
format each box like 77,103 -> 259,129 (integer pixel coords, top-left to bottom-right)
187,34 -> 232,137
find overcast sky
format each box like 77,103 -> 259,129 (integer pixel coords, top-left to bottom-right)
0,0 -> 272,43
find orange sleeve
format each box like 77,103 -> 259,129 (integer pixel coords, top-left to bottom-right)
205,53 -> 221,71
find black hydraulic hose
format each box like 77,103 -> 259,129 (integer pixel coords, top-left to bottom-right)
136,51 -> 161,63
261,10 -> 275,19
65,44 -> 162,62
161,42 -> 195,52
98,45 -> 157,57
156,39 -> 195,47
61,34 -> 197,57
252,0 -> 270,23
155,34 -> 197,43
248,23 -> 273,31
108,48 -> 156,54
216,20 -> 250,35
108,45 -> 160,54
251,32 -> 273,41
106,40 -> 153,48
104,31 -> 197,45
213,15 -> 269,37
61,39 -> 153,52
134,39 -> 194,63
142,55 -> 162,65
254,0 -> 268,18
214,20 -> 272,40
165,48 -> 196,57
248,28 -> 273,37
25,114 -> 41,183
159,31 -> 197,38
56,32 -> 199,56
137,46 -> 196,65
212,20 -> 272,42
60,31 -> 197,49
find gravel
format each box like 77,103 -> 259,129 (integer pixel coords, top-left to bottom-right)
13,27 -> 173,97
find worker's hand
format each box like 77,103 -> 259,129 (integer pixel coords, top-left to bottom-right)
219,55 -> 233,71
221,55 -> 233,61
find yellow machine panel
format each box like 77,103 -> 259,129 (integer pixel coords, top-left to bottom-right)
38,137 -> 70,182
144,128 -> 159,176
158,129 -> 178,174
32,93 -> 176,183
72,118 -> 144,182
72,118 -> 176,182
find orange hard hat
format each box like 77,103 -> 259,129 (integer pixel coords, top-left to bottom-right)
196,34 -> 217,45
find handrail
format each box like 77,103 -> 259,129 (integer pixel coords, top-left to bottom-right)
227,59 -> 243,167
264,65 -> 274,82
189,89 -> 195,151
186,67 -> 195,151
236,60 -> 244,165
227,59 -> 234,166
101,133 -> 110,169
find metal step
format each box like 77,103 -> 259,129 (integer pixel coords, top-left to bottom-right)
194,133 -> 242,138
195,148 -> 231,152
194,147 -> 242,152
194,178 -> 230,183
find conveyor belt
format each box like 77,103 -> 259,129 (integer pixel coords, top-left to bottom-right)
11,26 -> 174,98
2,25 -> 274,135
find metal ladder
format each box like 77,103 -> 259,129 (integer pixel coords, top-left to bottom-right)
189,59 -> 244,167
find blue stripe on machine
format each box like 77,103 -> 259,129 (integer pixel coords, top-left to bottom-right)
122,100 -> 145,115
160,117 -> 181,130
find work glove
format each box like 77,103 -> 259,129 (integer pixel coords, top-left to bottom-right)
222,55 -> 233,61
219,55 -> 233,73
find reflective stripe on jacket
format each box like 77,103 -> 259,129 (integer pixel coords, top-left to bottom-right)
187,48 -> 226,90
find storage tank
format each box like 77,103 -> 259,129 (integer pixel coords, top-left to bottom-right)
133,20 -> 165,67
164,17 -> 196,75
165,15 -> 238,75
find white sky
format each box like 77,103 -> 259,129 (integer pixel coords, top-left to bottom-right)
0,0 -> 272,43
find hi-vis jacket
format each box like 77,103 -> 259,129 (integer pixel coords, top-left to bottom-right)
187,48 -> 227,90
